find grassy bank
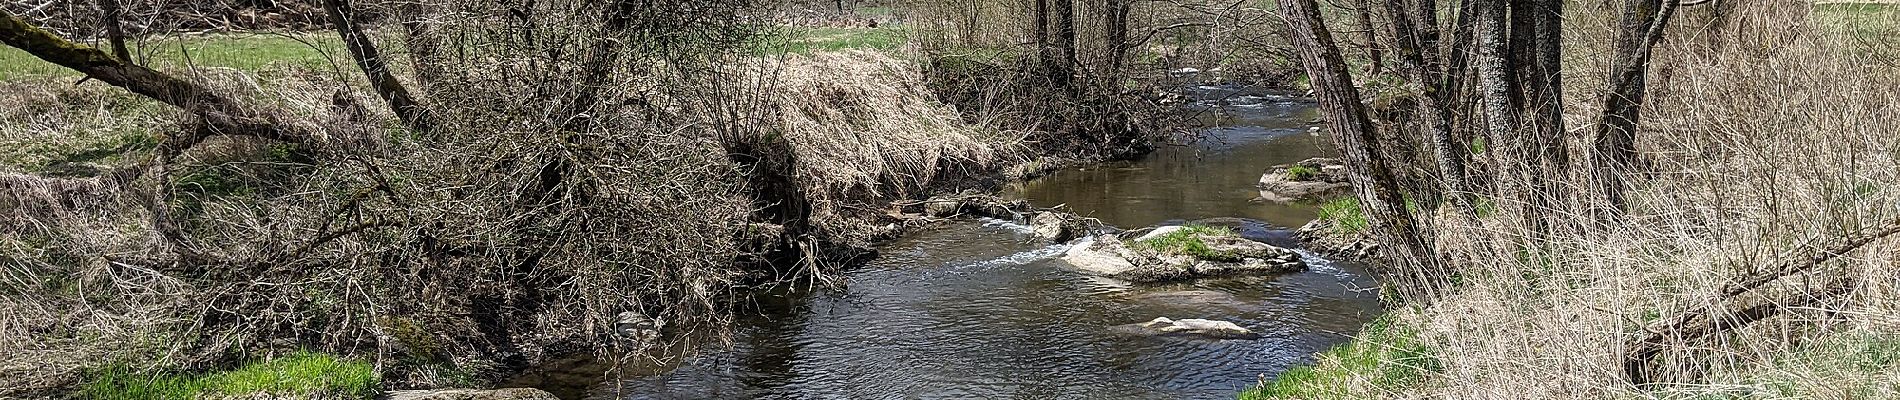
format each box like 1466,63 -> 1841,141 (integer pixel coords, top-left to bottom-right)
1246,2 -> 1900,398
1239,316 -> 1438,399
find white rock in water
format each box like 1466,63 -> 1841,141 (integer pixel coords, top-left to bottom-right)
1131,317 -> 1260,339
1133,225 -> 1183,242
1061,236 -> 1137,276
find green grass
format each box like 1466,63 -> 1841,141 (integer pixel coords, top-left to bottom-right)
1137,225 -> 1244,261
0,33 -> 342,81
1239,316 -> 1440,400
1284,165 -> 1320,181
1318,197 -> 1368,234
82,351 -> 379,400
766,27 -> 910,54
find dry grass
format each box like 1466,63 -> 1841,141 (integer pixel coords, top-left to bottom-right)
1325,2 -> 1900,399
761,50 -> 1019,240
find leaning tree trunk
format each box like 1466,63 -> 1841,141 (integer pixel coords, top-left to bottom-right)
1592,0 -> 1679,220
1276,0 -> 1446,298
323,0 -> 432,132
0,11 -> 317,152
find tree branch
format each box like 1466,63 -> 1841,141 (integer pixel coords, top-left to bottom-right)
0,10 -> 319,152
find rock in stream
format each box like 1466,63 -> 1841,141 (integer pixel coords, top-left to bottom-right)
1059,225 -> 1305,282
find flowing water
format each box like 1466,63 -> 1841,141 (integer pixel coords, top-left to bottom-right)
513,86 -> 1385,399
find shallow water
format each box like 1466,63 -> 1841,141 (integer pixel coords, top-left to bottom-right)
514,86 -> 1384,400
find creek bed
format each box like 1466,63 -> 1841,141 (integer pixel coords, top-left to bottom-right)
513,86 -> 1384,400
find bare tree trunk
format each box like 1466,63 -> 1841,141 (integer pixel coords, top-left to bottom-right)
1049,0 -> 1077,89
1105,0 -> 1132,73
323,0 -> 432,132
1276,0 -> 1446,297
1035,0 -> 1054,81
1378,0 -> 1470,207
1524,0 -> 1568,232
1411,0 -> 1444,83
1593,0 -> 1679,219
97,0 -> 132,63
1352,0 -> 1385,77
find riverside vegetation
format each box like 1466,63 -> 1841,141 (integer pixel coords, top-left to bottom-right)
2,0 -> 1896,399
1251,0 -> 1900,398
0,0 -> 1207,397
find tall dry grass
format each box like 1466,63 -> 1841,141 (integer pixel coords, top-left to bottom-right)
755,50 -> 1018,242
1370,2 -> 1900,398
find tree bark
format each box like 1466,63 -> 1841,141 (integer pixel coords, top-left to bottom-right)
1471,0 -> 1521,201
1593,0 -> 1679,218
1276,0 -> 1446,297
1525,0 -> 1568,231
323,0 -> 433,132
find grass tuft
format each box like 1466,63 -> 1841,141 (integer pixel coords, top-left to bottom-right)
1284,165 -> 1320,181
1138,225 -> 1243,261
1317,197 -> 1368,234
81,351 -> 379,400
1239,316 -> 1439,400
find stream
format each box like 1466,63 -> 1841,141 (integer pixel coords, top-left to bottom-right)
511,86 -> 1385,399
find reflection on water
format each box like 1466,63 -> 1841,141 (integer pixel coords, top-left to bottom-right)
519,86 -> 1383,400
1005,86 -> 1332,230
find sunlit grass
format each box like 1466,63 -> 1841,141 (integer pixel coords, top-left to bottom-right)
1317,197 -> 1367,234
764,27 -> 910,55
1238,316 -> 1439,400
81,351 -> 379,400
1137,225 -> 1244,261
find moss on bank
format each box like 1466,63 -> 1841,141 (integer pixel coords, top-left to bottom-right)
82,352 -> 378,400
1239,316 -> 1438,400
